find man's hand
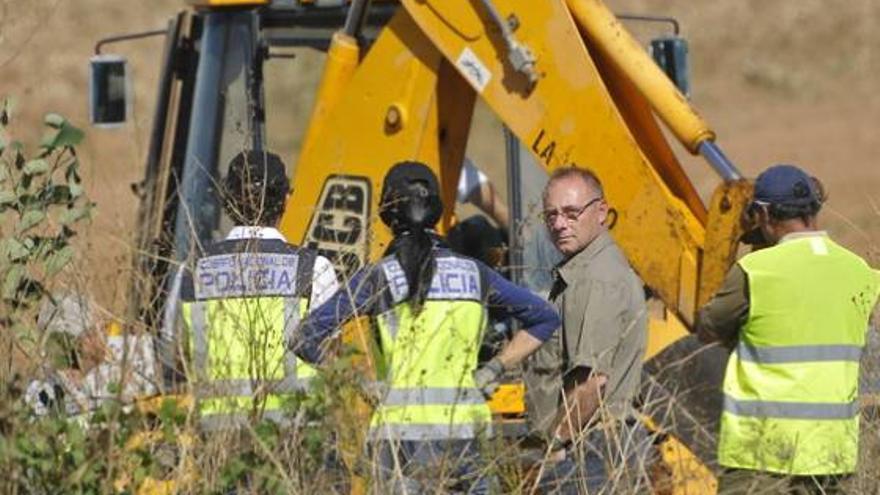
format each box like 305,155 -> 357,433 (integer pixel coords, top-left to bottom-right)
473,357 -> 504,398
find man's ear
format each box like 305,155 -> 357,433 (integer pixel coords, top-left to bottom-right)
597,200 -> 609,225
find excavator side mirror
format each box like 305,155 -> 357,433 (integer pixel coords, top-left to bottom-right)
650,36 -> 690,97
89,55 -> 130,126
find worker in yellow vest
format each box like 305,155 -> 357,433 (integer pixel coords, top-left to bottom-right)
159,150 -> 338,429
293,161 -> 560,494
696,164 -> 879,493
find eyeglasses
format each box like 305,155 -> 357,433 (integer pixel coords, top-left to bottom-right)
542,197 -> 603,225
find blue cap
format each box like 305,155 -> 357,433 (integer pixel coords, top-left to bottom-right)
753,164 -> 819,206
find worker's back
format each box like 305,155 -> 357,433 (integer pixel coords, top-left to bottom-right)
720,232 -> 879,475
180,235 -> 319,427
368,249 -> 492,441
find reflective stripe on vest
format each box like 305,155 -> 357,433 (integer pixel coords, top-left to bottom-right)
370,256 -> 492,440
383,387 -> 485,406
186,295 -> 314,423
368,423 -> 488,441
737,342 -> 862,364
723,396 -> 859,420
718,235 -> 878,475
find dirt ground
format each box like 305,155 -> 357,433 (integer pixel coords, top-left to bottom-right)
1,0 -> 878,314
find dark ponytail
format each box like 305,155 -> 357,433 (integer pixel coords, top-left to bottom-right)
380,161 -> 444,313
385,230 -> 436,312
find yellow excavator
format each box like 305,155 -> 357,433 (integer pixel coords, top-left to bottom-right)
89,0 -> 755,492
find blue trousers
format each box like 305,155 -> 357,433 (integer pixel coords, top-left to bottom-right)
536,421 -> 654,494
371,439 -> 491,494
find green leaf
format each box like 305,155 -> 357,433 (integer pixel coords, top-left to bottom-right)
1,238 -> 30,261
60,205 -> 91,225
45,246 -> 74,276
30,236 -> 52,260
44,113 -> 65,129
3,264 -> 25,299
38,184 -> 70,205
23,159 -> 50,176
69,183 -> 83,199
17,209 -> 46,233
0,189 -> 15,205
41,119 -> 84,149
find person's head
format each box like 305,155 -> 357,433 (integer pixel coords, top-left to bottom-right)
745,164 -> 824,245
379,160 -> 443,235
379,161 -> 444,312
223,150 -> 290,227
447,215 -> 508,268
542,166 -> 609,258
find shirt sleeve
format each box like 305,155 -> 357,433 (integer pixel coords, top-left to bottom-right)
293,267 -> 378,364
695,263 -> 750,346
485,268 -> 560,341
308,255 -> 340,312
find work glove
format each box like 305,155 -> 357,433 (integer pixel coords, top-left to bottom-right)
473,357 -> 504,398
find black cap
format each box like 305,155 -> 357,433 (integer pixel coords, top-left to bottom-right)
379,161 -> 443,232
223,150 -> 289,225
753,164 -> 820,207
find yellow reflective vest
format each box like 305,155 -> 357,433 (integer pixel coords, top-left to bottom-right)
369,255 -> 492,441
719,233 -> 879,475
181,238 -> 318,428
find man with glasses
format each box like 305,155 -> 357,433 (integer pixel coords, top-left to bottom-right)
528,167 -> 651,493
696,164 -> 879,494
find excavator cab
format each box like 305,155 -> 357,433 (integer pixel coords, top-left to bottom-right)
88,3 -> 403,328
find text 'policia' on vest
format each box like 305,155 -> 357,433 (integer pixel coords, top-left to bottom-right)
181,236 -> 320,429
162,150 -> 338,430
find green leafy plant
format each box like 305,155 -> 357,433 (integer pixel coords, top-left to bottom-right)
0,99 -> 93,320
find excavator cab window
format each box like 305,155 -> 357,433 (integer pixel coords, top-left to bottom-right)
89,55 -> 130,127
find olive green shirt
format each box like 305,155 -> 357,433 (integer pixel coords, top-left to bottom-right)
695,264 -> 749,348
524,231 -> 648,436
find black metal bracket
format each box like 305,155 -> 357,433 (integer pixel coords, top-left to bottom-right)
616,14 -> 680,36
94,29 -> 168,55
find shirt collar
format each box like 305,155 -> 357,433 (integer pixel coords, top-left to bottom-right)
778,230 -> 827,244
225,226 -> 287,242
555,230 -> 613,283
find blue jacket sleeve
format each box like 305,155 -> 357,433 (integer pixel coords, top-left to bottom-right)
485,268 -> 560,341
293,267 -> 377,364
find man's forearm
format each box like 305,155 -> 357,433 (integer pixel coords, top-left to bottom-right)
552,374 -> 607,442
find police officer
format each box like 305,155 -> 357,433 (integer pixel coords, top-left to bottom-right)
696,164 -> 879,493
160,150 -> 338,429
293,161 -> 559,494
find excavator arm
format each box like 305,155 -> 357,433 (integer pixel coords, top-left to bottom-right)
280,0 -> 749,332
276,1 -> 752,491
